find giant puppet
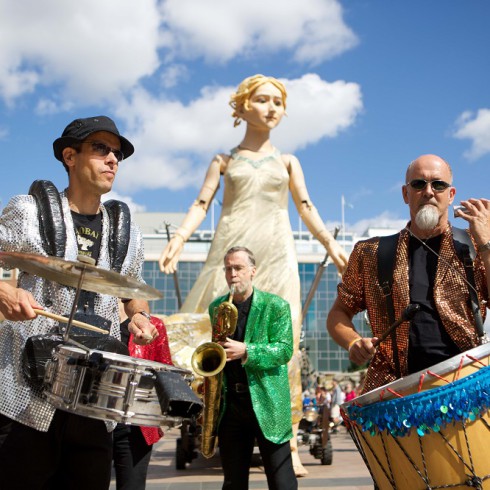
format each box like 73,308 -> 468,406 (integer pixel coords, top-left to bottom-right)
159,74 -> 348,476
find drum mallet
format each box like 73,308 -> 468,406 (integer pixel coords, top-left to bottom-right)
373,303 -> 420,347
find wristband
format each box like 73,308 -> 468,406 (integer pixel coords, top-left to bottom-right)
347,337 -> 362,351
138,311 -> 151,321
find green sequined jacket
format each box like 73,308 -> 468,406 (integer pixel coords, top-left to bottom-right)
209,287 -> 294,444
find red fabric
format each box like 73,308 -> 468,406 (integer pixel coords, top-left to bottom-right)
129,316 -> 173,445
344,391 -> 356,402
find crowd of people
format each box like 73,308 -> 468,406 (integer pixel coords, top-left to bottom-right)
301,378 -> 361,433
0,73 -> 488,490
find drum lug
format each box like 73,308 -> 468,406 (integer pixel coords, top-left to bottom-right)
122,374 -> 138,418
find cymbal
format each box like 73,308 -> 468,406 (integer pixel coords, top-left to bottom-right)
0,251 -> 162,300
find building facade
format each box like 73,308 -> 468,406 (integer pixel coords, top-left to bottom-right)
139,217 -> 371,374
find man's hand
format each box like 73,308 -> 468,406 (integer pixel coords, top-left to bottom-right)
348,337 -> 378,366
0,283 -> 42,321
128,312 -> 159,346
220,337 -> 247,361
458,198 -> 490,246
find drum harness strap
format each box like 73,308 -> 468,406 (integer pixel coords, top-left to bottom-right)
29,180 -> 131,331
377,227 -> 485,378
23,181 -> 132,387
377,233 -> 402,378
29,180 -> 131,270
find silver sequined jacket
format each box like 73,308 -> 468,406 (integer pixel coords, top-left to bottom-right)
0,191 -> 145,431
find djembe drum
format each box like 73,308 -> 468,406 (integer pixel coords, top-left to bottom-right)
342,343 -> 490,490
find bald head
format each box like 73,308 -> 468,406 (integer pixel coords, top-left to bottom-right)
406,154 -> 453,184
402,154 -> 456,238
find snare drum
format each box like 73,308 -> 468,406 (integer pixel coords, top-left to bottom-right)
342,343 -> 490,490
44,344 -> 192,427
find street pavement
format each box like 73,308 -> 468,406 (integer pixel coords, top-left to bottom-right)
110,428 -> 374,489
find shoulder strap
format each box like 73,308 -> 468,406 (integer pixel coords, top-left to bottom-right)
103,200 -> 131,273
377,233 -> 401,377
452,227 -> 484,338
28,180 -> 66,257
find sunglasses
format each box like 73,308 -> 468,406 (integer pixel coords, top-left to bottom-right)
408,179 -> 451,192
85,141 -> 124,162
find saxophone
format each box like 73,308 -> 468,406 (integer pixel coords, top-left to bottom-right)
191,286 -> 238,458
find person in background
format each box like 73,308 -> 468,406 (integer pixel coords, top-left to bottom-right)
113,314 -> 173,490
343,382 -> 356,403
329,378 -> 344,432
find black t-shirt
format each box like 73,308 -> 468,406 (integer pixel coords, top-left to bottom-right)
407,235 -> 460,373
71,211 -> 102,263
224,293 -> 253,388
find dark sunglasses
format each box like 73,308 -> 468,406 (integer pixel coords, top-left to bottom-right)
85,141 -> 124,162
408,179 -> 451,192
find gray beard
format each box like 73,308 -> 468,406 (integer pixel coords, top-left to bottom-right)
415,205 -> 439,230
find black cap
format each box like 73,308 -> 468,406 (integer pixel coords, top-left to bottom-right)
53,115 -> 134,162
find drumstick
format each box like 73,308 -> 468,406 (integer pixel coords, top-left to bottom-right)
373,303 -> 420,347
33,309 -> 109,335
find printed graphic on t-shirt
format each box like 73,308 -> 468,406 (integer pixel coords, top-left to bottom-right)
71,211 -> 102,263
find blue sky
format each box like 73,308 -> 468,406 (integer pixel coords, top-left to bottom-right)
1,0 -> 489,235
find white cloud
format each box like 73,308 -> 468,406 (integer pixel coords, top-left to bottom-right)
0,0 -> 161,104
0,0 -> 357,108
113,84 -> 237,192
113,74 -> 363,193
274,74 -> 363,152
35,98 -> 74,116
103,190 -> 147,214
453,109 -> 490,161
160,64 -> 189,88
159,0 -> 357,64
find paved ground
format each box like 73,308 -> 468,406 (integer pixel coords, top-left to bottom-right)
110,428 -> 374,489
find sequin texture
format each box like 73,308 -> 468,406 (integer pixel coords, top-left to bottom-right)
0,191 -> 145,431
210,288 -> 294,444
337,225 -> 488,393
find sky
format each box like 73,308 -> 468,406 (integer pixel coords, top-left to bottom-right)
0,0 -> 489,236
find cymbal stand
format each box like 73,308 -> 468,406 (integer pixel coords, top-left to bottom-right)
63,257 -> 93,351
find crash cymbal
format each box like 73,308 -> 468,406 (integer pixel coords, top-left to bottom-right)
0,251 -> 162,300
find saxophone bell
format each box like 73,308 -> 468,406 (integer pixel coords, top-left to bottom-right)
191,341 -> 227,378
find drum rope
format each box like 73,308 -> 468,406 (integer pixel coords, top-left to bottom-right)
436,423 -> 484,488
345,353 -> 490,489
417,435 -> 430,486
354,426 -> 398,489
388,432 -> 432,488
380,432 -> 397,488
348,426 -> 383,488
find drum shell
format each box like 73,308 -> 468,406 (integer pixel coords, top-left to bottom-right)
343,343 -> 490,490
44,345 -> 191,427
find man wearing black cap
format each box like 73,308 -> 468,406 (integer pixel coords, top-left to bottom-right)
0,116 -> 157,489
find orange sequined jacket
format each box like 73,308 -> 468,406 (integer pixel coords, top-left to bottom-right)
337,225 -> 488,394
